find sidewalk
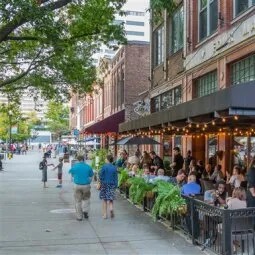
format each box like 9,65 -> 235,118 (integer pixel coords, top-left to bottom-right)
0,152 -> 204,255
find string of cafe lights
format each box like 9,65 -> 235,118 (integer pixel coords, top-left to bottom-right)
119,115 -> 255,138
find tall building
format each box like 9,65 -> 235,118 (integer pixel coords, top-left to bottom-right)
92,0 -> 150,65
0,92 -> 48,121
120,0 -> 255,172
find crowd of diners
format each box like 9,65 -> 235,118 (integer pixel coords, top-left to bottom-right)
115,147 -> 255,210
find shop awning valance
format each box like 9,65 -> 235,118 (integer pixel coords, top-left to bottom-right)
84,110 -> 125,134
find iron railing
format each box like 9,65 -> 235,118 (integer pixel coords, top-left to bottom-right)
141,193 -> 255,255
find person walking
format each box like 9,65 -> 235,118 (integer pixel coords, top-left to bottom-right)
41,156 -> 54,188
52,157 -> 64,188
99,155 -> 118,219
68,154 -> 94,221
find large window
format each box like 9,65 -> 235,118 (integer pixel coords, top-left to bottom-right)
151,96 -> 160,112
161,91 -> 173,110
154,26 -> 164,66
234,0 -> 254,17
199,0 -> 218,41
231,54 -> 255,85
196,71 -> 218,97
126,11 -> 145,16
126,31 -> 144,36
151,86 -> 182,113
171,6 -> 184,54
126,21 -> 145,26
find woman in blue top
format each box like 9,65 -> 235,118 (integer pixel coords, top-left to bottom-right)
99,154 -> 118,219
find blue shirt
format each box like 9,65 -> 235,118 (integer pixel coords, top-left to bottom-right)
181,182 -> 201,195
99,163 -> 118,187
69,162 -> 94,185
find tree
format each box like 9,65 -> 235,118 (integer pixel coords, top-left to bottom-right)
0,103 -> 31,142
0,0 -> 126,101
150,0 -> 178,23
45,101 -> 69,139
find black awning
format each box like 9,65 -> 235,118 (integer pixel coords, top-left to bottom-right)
119,81 -> 255,132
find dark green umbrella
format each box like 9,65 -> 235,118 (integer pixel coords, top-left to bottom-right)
113,135 -> 160,145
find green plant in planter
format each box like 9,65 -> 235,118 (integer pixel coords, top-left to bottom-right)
91,149 -> 110,173
127,177 -> 154,204
152,180 -> 186,219
118,169 -> 130,187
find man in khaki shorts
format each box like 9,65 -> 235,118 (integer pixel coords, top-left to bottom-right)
69,155 -> 94,221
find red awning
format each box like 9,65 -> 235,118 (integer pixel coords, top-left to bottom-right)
84,110 -> 125,134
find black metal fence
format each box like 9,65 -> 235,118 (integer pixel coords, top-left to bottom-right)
138,192 -> 255,255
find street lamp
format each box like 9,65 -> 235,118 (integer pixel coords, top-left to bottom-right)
8,110 -> 13,153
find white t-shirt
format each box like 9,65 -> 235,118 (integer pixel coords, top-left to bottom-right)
229,175 -> 240,187
227,198 -> 247,209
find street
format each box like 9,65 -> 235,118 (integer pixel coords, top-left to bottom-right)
0,152 -> 204,255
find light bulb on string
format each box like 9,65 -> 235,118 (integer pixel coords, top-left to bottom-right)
234,116 -> 239,120
222,118 -> 226,123
196,124 -> 199,128
189,123 -> 192,128
212,121 -> 216,125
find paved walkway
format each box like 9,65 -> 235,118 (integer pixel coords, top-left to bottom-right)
0,152 -> 204,255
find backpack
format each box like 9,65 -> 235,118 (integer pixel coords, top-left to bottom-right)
39,161 -> 44,170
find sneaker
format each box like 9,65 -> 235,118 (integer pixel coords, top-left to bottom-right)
56,185 -> 62,188
76,218 -> 82,221
83,212 -> 89,219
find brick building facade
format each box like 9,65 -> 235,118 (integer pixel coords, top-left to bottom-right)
70,41 -> 150,149
120,1 -> 255,173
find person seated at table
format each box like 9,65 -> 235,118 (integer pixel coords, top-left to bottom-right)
123,162 -> 132,172
209,164 -> 224,183
168,169 -> 186,186
196,160 -> 204,180
202,164 -> 213,179
204,181 -> 226,206
128,151 -> 140,165
181,174 -> 201,196
226,165 -> 245,188
143,164 -> 155,182
150,169 -> 170,183
226,187 -> 247,209
188,159 -> 197,175
128,164 -> 138,177
115,151 -> 127,168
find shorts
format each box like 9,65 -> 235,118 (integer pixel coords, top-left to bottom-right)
58,173 -> 62,180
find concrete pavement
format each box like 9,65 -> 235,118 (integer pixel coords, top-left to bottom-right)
0,152 -> 204,255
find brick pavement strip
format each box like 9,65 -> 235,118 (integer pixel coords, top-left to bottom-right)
0,152 -> 205,255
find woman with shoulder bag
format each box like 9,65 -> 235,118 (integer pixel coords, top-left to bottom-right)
99,154 -> 118,219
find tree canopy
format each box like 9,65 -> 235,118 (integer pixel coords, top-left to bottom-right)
0,102 -> 31,142
0,0 -> 126,101
45,101 -> 69,138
